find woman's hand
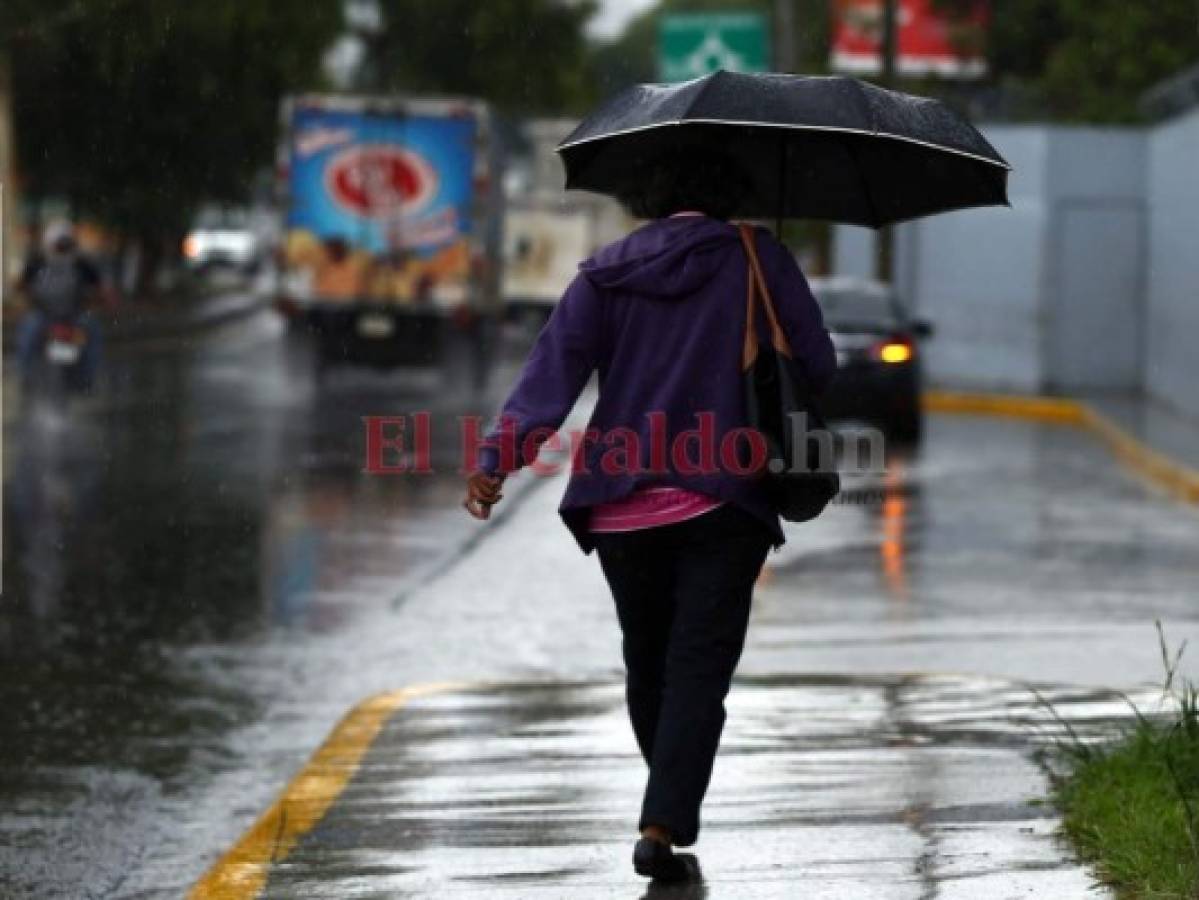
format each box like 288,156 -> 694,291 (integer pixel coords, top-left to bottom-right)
463,471 -> 504,520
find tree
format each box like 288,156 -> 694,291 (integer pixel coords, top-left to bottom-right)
935,0 -> 1199,122
3,0 -> 342,287
1037,1 -> 1199,122
603,0 -> 1199,124
373,0 -> 598,115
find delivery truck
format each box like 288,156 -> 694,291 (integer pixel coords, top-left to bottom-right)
276,94 -> 502,378
501,119 -> 629,330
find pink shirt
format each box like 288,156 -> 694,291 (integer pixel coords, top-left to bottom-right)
588,213 -> 723,535
589,486 -> 724,533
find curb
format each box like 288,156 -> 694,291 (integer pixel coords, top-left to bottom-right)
924,389 -> 1199,505
922,389 -> 1088,425
188,682 -> 469,900
100,292 -> 269,344
1,291 -> 268,349
1083,407 -> 1199,505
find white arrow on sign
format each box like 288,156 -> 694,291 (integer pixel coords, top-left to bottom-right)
673,30 -> 748,79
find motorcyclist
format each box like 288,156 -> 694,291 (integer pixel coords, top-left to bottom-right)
15,221 -> 106,391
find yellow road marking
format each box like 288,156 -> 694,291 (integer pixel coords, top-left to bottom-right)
189,682 -> 469,900
923,389 -> 1199,506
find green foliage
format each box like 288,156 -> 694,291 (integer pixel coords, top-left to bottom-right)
3,0 -> 342,240
1038,1 -> 1199,122
936,0 -> 1199,122
1052,625 -> 1199,897
374,0 -> 598,114
1057,712 -> 1199,897
604,0 -> 1199,123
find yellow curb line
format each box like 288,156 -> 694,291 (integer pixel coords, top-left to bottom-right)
923,389 -> 1089,425
1082,407 -> 1199,505
188,682 -> 470,900
923,389 -> 1199,506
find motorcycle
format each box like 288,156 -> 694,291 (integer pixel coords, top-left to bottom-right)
45,321 -> 87,364
31,318 -> 93,402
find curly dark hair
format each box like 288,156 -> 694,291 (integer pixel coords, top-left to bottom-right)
620,148 -> 748,221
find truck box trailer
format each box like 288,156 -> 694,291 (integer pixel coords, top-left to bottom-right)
277,94 -> 502,377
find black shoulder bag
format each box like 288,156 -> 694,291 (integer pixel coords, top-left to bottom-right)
739,223 -> 840,522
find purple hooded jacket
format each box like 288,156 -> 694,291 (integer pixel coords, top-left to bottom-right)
478,215 -> 837,553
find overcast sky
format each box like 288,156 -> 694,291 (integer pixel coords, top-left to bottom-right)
587,0 -> 657,39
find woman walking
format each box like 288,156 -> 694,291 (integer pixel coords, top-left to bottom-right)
463,149 -> 836,882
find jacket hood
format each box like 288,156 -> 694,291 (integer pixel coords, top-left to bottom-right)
579,216 -> 742,299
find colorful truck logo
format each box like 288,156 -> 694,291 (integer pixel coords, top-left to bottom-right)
325,145 -> 439,219
284,103 -> 478,304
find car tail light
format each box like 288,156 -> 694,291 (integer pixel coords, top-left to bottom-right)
874,339 -> 914,364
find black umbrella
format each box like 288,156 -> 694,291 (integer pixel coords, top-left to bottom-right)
557,70 -> 1010,228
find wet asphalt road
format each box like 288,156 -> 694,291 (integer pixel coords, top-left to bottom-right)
0,310 -> 512,898
1,309 -> 1198,898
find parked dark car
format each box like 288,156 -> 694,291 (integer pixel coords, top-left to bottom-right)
810,277 -> 933,442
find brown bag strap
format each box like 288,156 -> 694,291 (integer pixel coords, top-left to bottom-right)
741,228 -> 759,371
739,223 -> 792,372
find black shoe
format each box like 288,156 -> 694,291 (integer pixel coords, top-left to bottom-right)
633,837 -> 691,882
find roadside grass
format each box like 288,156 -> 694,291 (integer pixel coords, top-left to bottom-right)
1045,625 -> 1199,899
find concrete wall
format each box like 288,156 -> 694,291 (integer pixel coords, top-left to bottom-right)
832,121 -> 1191,407
902,127 -> 1052,392
1042,129 -> 1146,392
1145,107 -> 1199,420
831,221 -> 876,280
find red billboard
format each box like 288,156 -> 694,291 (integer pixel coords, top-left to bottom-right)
831,0 -> 988,79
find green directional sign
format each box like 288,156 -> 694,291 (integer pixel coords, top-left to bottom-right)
658,12 -> 769,83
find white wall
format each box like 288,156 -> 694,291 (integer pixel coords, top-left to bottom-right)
832,124 -> 1189,401
913,127 -> 1052,391
831,222 -> 875,279
1145,107 -> 1199,420
1042,129 -> 1146,392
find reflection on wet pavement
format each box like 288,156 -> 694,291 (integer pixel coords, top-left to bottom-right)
262,677 -> 1137,898
0,314 -> 508,897
1,310 -> 1197,896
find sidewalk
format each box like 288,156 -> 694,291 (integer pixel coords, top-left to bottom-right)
188,400 -> 1199,898
198,676 -> 1144,898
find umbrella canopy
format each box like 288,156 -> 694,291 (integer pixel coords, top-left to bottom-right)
558,70 -> 1010,228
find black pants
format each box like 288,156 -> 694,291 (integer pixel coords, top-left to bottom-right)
592,503 -> 773,847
